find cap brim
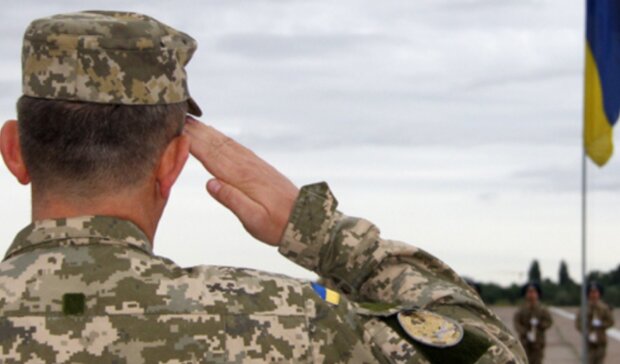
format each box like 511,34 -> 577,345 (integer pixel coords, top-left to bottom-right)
187,97 -> 202,117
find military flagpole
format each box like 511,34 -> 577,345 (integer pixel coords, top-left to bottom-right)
580,149 -> 588,364
580,2 -> 589,361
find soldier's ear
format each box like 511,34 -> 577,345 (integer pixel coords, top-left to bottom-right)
0,120 -> 30,185
155,134 -> 190,199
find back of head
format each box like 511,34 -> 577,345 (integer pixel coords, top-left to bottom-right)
17,11 -> 202,197
521,282 -> 542,299
17,97 -> 186,197
587,281 -> 604,297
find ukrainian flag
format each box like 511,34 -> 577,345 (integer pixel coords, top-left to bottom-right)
584,0 -> 620,166
310,282 -> 340,305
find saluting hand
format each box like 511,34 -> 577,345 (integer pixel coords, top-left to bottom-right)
184,117 -> 299,246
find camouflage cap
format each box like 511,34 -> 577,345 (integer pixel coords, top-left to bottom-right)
22,10 -> 202,116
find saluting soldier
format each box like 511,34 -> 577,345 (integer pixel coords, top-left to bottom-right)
0,11 -> 526,363
513,282 -> 553,364
576,282 -> 615,364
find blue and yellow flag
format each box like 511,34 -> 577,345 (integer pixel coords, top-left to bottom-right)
310,282 -> 340,305
584,0 -> 620,166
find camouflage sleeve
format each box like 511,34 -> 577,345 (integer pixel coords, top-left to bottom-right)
602,305 -> 614,329
279,182 -> 526,363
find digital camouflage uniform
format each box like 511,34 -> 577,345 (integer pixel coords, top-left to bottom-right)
0,183 -> 526,363
576,300 -> 615,364
0,11 -> 526,364
513,302 -> 552,364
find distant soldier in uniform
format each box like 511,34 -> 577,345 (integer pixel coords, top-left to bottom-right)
576,282 -> 615,364
0,11 -> 526,363
513,282 -> 553,364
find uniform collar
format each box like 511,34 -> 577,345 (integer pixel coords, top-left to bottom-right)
4,215 -> 152,260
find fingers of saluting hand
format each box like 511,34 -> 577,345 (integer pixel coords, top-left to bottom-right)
183,117 -> 299,246
184,117 -> 290,193
205,178 -> 282,245
184,116 -> 253,182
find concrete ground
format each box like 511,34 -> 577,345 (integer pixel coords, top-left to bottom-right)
492,306 -> 620,364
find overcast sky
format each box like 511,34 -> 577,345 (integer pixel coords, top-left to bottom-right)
0,0 -> 618,286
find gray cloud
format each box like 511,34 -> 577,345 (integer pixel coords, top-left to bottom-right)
0,0 -> 589,156
512,162 -> 620,192
215,33 -> 401,60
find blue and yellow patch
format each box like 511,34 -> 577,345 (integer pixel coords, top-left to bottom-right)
311,282 -> 340,305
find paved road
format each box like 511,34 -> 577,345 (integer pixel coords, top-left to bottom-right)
492,306 -> 619,364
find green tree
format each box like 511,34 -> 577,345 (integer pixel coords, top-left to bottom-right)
528,260 -> 541,283
558,260 -> 573,286
473,262 -> 618,306
610,264 -> 620,285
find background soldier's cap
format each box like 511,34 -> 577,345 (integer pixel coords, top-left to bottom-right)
22,10 -> 202,116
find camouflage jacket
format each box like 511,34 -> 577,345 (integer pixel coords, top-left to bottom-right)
576,300 -> 615,346
0,183 -> 526,363
512,302 -> 552,347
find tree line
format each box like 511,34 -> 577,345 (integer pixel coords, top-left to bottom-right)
476,260 -> 620,306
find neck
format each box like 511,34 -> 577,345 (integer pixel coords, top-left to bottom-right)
31,185 -> 164,244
